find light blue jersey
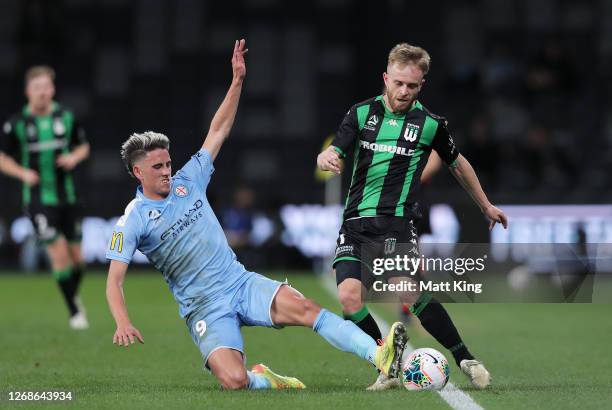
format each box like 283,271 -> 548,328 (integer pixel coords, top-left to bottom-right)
106,149 -> 253,317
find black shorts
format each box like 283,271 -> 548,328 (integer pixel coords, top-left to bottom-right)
25,204 -> 83,244
332,216 -> 420,288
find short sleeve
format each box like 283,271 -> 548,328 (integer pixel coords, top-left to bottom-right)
175,148 -> 215,188
105,205 -> 143,264
69,118 -> 88,148
331,106 -> 359,158
431,119 -> 460,165
1,119 -> 19,159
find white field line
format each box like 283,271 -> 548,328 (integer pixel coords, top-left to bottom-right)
319,274 -> 484,410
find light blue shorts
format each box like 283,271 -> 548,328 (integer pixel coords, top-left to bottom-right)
185,272 -> 286,367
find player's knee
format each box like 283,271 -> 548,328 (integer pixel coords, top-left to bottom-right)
219,368 -> 249,390
338,286 -> 362,313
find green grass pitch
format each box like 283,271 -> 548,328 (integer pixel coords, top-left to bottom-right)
1,271 -> 611,409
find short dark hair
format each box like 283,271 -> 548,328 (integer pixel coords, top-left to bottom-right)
120,131 -> 170,178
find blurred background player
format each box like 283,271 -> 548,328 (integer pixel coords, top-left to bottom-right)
0,65 -> 90,329
317,43 -> 507,390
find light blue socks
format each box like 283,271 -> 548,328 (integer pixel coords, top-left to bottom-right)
247,371 -> 272,389
313,308 -> 378,365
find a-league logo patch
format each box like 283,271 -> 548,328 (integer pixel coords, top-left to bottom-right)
364,115 -> 379,131
175,185 -> 188,197
384,237 -> 397,254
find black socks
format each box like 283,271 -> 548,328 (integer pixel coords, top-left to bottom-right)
412,295 -> 474,366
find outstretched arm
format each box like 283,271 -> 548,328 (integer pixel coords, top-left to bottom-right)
202,39 -> 248,160
106,260 -> 144,347
449,154 -> 508,230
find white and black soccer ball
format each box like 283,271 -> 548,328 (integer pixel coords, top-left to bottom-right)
401,348 -> 450,391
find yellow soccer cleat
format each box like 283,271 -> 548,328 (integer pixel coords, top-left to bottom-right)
251,364 -> 306,389
374,322 -> 409,378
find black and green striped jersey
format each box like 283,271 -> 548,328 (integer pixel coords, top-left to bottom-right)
1,102 -> 88,207
332,95 -> 459,221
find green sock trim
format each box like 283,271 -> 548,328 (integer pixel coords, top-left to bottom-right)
449,342 -> 465,353
409,292 -> 433,317
343,305 -> 370,323
52,267 -> 73,281
332,257 -> 373,273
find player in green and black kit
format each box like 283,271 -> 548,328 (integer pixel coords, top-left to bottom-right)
0,66 -> 90,329
317,43 -> 508,390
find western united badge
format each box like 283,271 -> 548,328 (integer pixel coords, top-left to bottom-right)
404,123 -> 420,142
53,118 -> 66,135
384,237 -> 397,255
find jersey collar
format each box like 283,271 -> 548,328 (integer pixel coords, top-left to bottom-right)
23,101 -> 59,117
136,184 -> 173,206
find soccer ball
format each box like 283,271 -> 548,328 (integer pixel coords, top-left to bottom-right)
401,348 -> 450,391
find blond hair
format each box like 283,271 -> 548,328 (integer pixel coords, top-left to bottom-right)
24,65 -> 56,85
387,43 -> 431,74
121,131 -> 170,178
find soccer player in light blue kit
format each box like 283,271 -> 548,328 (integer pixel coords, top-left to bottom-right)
105,39 -> 408,390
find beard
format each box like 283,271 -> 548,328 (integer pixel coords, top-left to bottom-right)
385,92 -> 414,113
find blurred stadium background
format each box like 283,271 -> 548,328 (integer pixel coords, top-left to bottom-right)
0,0 -> 611,270
1,2 -> 612,408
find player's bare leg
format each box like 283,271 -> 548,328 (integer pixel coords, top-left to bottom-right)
337,277 -> 364,315
366,276 -> 423,391
336,272 -> 383,345
208,348 -> 250,390
208,347 -> 304,390
270,285 -> 320,327
271,285 -> 407,379
336,278 -> 401,390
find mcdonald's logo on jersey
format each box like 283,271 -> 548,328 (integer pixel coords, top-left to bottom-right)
110,231 -> 124,253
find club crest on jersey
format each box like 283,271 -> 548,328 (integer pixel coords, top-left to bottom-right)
53,119 -> 66,135
175,185 -> 188,197
404,123 -> 420,142
364,115 -> 379,131
26,124 -> 37,139
384,238 -> 397,254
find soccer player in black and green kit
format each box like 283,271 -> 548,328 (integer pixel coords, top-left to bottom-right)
317,43 -> 508,390
0,66 -> 90,329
